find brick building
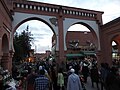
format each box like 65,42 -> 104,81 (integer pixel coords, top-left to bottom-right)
52,31 -> 96,60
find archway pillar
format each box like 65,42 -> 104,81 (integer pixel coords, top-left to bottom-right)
9,50 -> 14,73
101,42 -> 113,67
57,16 -> 65,66
96,50 -> 102,68
0,54 -> 2,67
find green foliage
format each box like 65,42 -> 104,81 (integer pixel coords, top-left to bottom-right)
13,26 -> 33,63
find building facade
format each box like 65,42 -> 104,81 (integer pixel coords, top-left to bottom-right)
0,0 -> 13,72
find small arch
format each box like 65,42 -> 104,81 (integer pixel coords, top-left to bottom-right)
2,34 -> 9,53
111,34 -> 120,45
111,34 -> 120,61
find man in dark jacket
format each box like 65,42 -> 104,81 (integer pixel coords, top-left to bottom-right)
106,67 -> 120,90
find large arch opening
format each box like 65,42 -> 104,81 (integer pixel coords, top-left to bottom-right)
111,35 -> 120,67
65,23 -> 98,61
13,18 -> 55,64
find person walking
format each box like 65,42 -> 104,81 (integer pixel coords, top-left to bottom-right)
57,68 -> 64,90
80,58 -> 89,83
100,63 -> 110,90
51,64 -> 57,90
90,65 -> 99,90
105,66 -> 120,90
67,68 -> 83,90
26,69 -> 38,90
34,68 -> 49,90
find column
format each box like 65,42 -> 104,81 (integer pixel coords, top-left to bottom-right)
96,50 -> 102,68
9,50 -> 14,73
57,7 -> 65,65
0,55 -> 2,67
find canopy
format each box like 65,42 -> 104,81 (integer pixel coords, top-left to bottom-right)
66,53 -> 84,57
83,51 -> 96,55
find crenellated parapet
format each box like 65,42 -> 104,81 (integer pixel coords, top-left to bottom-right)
12,0 -> 103,24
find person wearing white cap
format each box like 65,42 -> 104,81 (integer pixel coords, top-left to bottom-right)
39,66 -> 43,70
67,68 -> 83,90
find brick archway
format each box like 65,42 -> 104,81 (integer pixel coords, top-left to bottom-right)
101,17 -> 120,66
71,22 -> 99,49
1,34 -> 10,70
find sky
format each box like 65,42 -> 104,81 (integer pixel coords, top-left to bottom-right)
16,0 -> 120,53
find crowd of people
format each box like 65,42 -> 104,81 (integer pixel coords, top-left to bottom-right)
0,57 -> 120,90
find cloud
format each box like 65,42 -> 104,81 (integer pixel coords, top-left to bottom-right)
68,24 -> 90,31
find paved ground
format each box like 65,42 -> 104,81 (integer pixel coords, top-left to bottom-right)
64,76 -> 105,90
85,77 -> 99,90
84,77 -> 105,90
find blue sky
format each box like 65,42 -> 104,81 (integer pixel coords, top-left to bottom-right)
17,0 -> 120,53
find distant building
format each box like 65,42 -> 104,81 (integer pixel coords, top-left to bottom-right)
52,31 -> 96,60
34,50 -> 51,61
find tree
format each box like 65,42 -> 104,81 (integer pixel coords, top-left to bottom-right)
13,25 -> 33,63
